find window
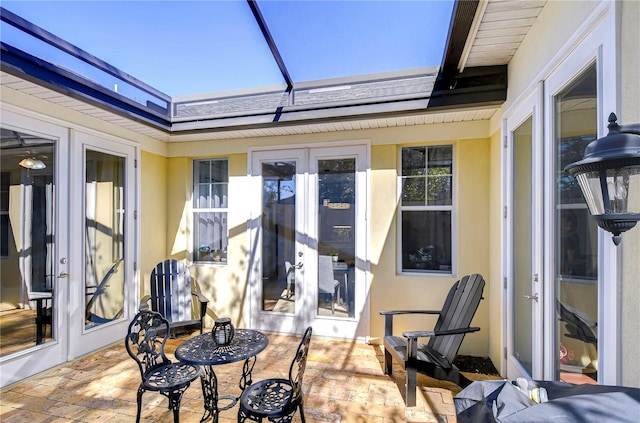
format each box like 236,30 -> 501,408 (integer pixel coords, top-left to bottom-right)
400,145 -> 453,273
193,159 -> 228,263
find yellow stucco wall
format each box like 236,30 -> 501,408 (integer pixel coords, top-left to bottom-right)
368,137 -> 491,356
505,0 -> 599,110
139,151 -> 168,301
156,125 -> 493,357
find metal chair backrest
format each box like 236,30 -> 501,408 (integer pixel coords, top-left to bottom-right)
428,273 -> 485,364
125,310 -> 171,378
288,326 -> 313,405
149,260 -> 192,323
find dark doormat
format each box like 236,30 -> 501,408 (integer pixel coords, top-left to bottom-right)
454,355 -> 500,376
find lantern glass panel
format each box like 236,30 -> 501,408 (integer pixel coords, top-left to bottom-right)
575,170 -> 605,215
618,166 -> 640,214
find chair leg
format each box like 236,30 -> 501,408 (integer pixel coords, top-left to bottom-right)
136,387 -> 144,423
299,402 -> 306,423
166,388 -> 186,423
406,366 -> 417,407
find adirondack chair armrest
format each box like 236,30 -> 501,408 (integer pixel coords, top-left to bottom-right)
379,309 -> 441,315
402,326 -> 480,339
139,295 -> 151,310
191,292 -> 209,318
380,309 -> 442,336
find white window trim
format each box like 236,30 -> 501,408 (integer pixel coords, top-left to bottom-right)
397,144 -> 455,276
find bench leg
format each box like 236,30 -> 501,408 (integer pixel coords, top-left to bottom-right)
406,366 -> 417,407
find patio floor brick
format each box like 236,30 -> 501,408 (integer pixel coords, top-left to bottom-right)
0,331 -> 471,422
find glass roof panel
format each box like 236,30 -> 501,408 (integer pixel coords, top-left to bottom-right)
1,0 -> 455,100
257,0 -> 455,83
1,1 -> 285,96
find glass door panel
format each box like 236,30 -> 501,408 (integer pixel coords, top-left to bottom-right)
84,150 -> 125,328
0,129 -> 56,355
512,116 -> 534,376
316,158 -> 355,318
553,64 -> 598,384
260,161 -> 297,314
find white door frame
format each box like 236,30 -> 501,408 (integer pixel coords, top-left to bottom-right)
248,142 -> 370,340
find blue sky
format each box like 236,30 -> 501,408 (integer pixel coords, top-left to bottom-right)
1,1 -> 454,97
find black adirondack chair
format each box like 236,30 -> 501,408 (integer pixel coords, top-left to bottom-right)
140,259 -> 209,335
380,273 -> 485,406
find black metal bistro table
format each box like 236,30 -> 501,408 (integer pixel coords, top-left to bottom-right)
175,329 -> 269,422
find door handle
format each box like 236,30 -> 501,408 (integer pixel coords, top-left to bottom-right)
295,262 -> 303,269
523,294 -> 538,302
58,272 -> 69,279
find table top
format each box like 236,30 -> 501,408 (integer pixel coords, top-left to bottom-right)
175,329 -> 269,366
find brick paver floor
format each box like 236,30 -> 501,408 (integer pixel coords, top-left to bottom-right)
0,331 -> 481,422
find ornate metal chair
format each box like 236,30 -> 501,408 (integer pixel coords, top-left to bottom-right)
238,326 -> 312,423
125,310 -> 201,423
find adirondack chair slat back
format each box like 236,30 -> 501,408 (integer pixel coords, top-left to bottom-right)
428,273 -> 485,364
150,260 -> 192,323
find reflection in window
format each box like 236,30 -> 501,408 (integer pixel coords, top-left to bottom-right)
554,63 -> 598,383
193,159 -> 228,263
400,146 -> 453,273
0,128 -> 55,354
85,150 -> 125,328
260,161 -> 296,312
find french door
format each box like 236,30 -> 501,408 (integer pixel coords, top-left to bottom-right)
505,91 -> 544,380
0,112 -> 69,387
249,145 -> 369,339
69,131 -> 137,358
0,109 -> 137,387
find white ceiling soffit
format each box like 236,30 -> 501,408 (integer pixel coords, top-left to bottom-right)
459,0 -> 547,71
1,71 -> 497,142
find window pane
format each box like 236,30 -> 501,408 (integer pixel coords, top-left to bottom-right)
402,147 -> 426,176
211,183 -> 228,208
401,177 -> 425,206
194,212 -> 228,263
402,210 -> 451,272
197,161 -> 211,184
195,183 -> 210,208
214,160 -> 228,183
427,145 -> 452,167
427,175 -> 452,205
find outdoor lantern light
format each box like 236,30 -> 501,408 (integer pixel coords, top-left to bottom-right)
564,113 -> 640,246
